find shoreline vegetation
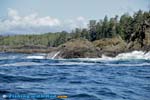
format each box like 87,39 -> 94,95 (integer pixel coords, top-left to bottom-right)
0,10 -> 150,58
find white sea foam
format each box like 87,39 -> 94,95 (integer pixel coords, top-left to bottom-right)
25,51 -> 150,61
47,62 -> 95,66
76,51 -> 150,61
1,62 -> 44,67
51,51 -> 60,59
26,55 -> 45,59
99,51 -> 150,61
115,51 -> 150,60
0,56 -> 19,60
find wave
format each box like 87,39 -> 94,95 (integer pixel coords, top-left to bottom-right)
115,51 -> 150,60
1,62 -> 44,67
0,56 -> 20,60
1,51 -> 150,61
0,73 -> 47,83
69,93 -> 100,100
26,55 -> 45,59
46,62 -> 95,66
76,51 -> 150,61
1,61 -> 149,67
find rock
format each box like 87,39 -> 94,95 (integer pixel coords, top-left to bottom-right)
143,29 -> 150,46
46,28 -> 150,59
56,38 -> 100,58
93,36 -> 127,56
127,28 -> 150,51
127,40 -> 142,50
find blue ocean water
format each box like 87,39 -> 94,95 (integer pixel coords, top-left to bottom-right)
0,53 -> 150,100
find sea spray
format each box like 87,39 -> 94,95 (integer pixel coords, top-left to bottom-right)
51,51 -> 60,59
115,51 -> 150,60
26,55 -> 45,59
100,51 -> 150,60
24,51 -> 150,60
76,51 -> 150,61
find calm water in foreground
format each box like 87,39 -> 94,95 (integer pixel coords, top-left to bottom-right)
0,53 -> 150,100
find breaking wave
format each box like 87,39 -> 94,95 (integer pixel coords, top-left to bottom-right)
2,51 -> 150,61
26,55 -> 45,59
114,51 -> 150,60
1,62 -> 44,67
77,51 -> 150,61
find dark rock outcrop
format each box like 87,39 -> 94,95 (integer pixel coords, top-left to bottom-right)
47,37 -> 127,59
126,18 -> 150,51
93,36 -> 127,57
127,28 -> 150,51
57,39 -> 100,58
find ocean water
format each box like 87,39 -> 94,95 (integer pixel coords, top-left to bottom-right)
0,52 -> 150,100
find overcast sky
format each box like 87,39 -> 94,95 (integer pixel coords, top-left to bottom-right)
0,0 -> 149,34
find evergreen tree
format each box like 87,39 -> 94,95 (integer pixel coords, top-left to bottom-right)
102,16 -> 109,38
89,20 -> 97,41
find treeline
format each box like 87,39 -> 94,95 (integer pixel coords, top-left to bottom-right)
0,10 -> 149,47
72,10 -> 150,42
0,32 -> 71,47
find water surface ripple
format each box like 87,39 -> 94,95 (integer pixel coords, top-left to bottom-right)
0,53 -> 150,100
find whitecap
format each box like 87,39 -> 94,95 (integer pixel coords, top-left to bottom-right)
23,51 -> 150,61
26,55 -> 45,59
1,62 -> 44,67
76,51 -> 150,61
115,51 -> 150,60
46,62 -> 95,66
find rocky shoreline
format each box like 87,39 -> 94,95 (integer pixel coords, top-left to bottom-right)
46,38 -> 149,59
0,38 -> 148,59
0,28 -> 150,59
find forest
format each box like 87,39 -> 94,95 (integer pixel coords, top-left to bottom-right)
0,10 -> 149,47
